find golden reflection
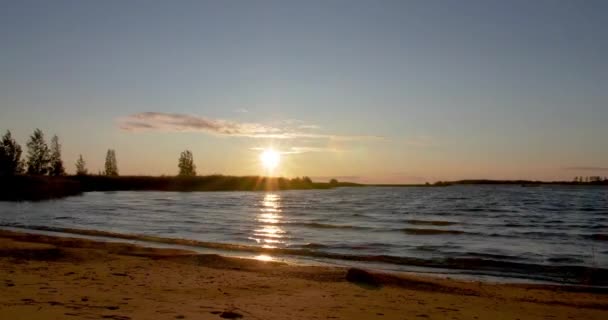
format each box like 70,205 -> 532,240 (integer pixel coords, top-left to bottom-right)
248,193 -> 286,253
254,254 -> 274,262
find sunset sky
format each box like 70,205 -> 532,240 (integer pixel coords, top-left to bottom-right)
1,1 -> 607,183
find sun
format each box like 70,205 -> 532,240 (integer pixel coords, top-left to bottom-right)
260,149 -> 280,171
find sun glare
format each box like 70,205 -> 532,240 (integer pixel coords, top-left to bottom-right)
260,149 -> 280,171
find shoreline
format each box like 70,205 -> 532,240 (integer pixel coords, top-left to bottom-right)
0,175 -> 360,201
2,174 -> 605,202
1,224 -> 607,287
1,229 -> 607,319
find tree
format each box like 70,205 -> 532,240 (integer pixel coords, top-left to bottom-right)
26,129 -> 50,175
178,150 -> 196,176
75,154 -> 88,176
104,149 -> 118,176
329,178 -> 339,185
49,135 -> 65,176
0,130 -> 24,176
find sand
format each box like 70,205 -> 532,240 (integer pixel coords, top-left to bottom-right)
0,230 -> 606,320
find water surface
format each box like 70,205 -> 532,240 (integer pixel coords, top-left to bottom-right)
1,186 -> 606,284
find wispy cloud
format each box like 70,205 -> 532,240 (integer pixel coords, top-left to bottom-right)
563,166 -> 608,171
119,112 -> 381,140
402,135 -> 437,147
250,146 -> 342,154
298,124 -> 320,130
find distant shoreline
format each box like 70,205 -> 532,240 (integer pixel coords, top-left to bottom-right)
0,175 -> 606,201
0,175 -> 361,201
370,179 -> 608,187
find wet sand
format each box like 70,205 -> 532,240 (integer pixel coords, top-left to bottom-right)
0,230 -> 607,320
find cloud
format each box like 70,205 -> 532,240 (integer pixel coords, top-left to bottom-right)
298,124 -> 321,130
250,146 -> 342,154
402,135 -> 437,147
563,166 -> 608,171
119,112 -> 381,140
119,112 -> 279,137
234,108 -> 249,113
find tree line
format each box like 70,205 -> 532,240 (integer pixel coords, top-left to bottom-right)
0,129 -> 200,178
573,176 -> 608,183
0,129 -> 65,176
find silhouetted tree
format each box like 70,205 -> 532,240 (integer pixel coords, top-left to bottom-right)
0,130 -> 24,176
49,135 -> 65,176
178,150 -> 196,176
26,129 -> 50,175
104,149 -> 118,176
302,176 -> 313,184
75,154 -> 88,176
330,178 -> 338,185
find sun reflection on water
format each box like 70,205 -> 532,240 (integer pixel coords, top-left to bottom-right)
254,254 -> 274,262
248,193 -> 286,253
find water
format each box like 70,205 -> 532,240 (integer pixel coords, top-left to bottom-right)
1,186 -> 607,285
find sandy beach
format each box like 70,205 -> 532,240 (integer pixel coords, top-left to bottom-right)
0,230 -> 606,320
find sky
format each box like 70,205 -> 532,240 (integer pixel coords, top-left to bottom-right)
1,0 -> 607,183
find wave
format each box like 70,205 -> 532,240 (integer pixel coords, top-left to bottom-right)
464,252 -> 525,261
278,222 -> 374,230
580,207 -> 599,212
2,224 -> 607,286
405,220 -> 458,226
415,244 -> 462,252
547,256 -> 584,264
504,223 -> 525,228
584,234 -> 608,241
402,228 -> 467,235
515,231 -> 574,239
298,243 -> 328,249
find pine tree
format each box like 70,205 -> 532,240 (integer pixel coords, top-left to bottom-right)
0,130 -> 24,176
26,129 -> 50,175
75,154 -> 88,176
49,135 -> 65,176
104,149 -> 118,176
178,150 -> 196,176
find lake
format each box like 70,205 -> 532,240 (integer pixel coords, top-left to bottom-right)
1,186 -> 607,285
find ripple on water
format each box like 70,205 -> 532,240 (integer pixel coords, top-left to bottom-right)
0,185 -> 606,285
